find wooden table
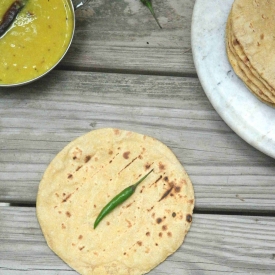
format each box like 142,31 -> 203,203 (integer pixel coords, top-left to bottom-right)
1,0 -> 275,274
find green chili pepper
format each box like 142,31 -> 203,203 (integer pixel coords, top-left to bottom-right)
140,0 -> 162,29
94,169 -> 154,229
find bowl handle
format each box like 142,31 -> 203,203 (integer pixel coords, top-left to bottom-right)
72,0 -> 90,10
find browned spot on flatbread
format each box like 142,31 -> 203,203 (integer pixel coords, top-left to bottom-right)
159,185 -> 173,202
180,179 -> 187,185
78,235 -> 83,240
156,218 -> 162,224
109,152 -> 120,164
72,147 -> 82,160
145,163 -> 151,170
109,150 -> 113,155
188,199 -> 194,204
66,211 -> 71,217
126,219 -> 132,228
260,33 -> 264,39
79,246 -> 85,251
137,241 -> 142,246
62,193 -> 71,203
123,151 -> 130,159
163,176 -> 168,182
147,206 -> 154,212
119,157 -> 138,173
68,174 -> 73,179
169,181 -> 174,187
126,202 -> 134,208
62,223 -> 66,229
114,129 -> 120,135
233,39 -> 239,46
159,232 -> 162,237
158,162 -> 165,171
162,225 -> 167,231
140,186 -> 144,194
174,186 -> 181,193
55,193 -> 59,197
76,165 -> 82,171
155,175 -> 162,183
146,232 -> 150,236
172,212 -> 176,217
167,232 -> 172,237
186,214 -> 192,223
150,175 -> 162,188
85,155 -> 92,163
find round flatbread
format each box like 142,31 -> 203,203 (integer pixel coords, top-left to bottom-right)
231,0 -> 275,90
36,128 -> 194,275
226,12 -> 275,105
226,14 -> 273,105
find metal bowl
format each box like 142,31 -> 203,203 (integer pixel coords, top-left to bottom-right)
0,0 -> 89,87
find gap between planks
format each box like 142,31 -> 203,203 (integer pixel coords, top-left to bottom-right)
55,65 -> 198,79
4,203 -> 275,218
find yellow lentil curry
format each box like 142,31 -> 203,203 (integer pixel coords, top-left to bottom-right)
0,0 -> 74,85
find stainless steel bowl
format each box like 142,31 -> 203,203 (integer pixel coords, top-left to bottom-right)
0,0 -> 89,87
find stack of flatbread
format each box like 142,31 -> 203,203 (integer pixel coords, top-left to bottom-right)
226,0 -> 275,106
37,128 -> 194,275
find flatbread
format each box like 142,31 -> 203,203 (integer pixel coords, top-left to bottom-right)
225,1 -> 275,106
226,14 -> 274,105
231,0 -> 275,90
231,29 -> 275,97
36,128 -> 194,275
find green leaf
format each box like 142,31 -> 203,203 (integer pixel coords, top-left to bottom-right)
140,0 -> 162,29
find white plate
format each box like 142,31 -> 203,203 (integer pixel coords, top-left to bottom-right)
191,0 -> 275,159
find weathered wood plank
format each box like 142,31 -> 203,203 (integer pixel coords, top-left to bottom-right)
0,207 -> 275,274
58,0 -> 195,75
1,71 -> 275,211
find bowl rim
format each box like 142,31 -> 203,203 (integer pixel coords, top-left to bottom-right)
0,0 -> 76,88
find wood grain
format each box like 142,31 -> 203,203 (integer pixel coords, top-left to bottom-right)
1,71 -> 275,211
58,0 -> 195,75
0,207 -> 274,274
1,0 -> 274,274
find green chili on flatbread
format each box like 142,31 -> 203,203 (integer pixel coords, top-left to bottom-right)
94,169 -> 154,229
